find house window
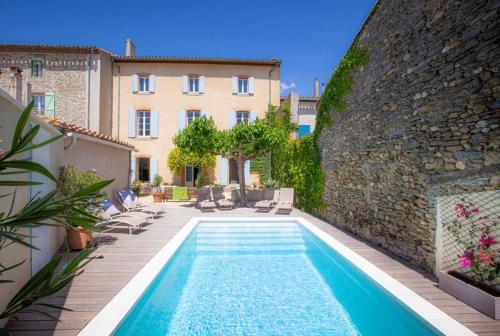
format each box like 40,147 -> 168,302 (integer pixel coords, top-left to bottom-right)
189,76 -> 199,93
137,158 -> 150,182
236,111 -> 249,124
186,110 -> 201,125
139,75 -> 149,92
32,94 -> 45,114
238,77 -> 248,94
297,124 -> 311,137
31,59 -> 43,77
137,110 -> 151,137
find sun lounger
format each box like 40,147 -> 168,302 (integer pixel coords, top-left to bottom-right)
211,186 -> 234,210
197,188 -> 216,211
275,188 -> 294,214
116,189 -> 167,215
255,188 -> 276,211
96,200 -> 149,234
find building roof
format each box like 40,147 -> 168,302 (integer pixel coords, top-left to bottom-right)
0,43 -> 112,55
37,114 -> 135,150
113,55 -> 281,66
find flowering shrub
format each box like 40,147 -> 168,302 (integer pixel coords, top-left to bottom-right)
445,200 -> 499,283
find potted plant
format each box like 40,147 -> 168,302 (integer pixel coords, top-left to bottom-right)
440,200 -> 499,319
152,174 -> 164,202
58,166 -> 106,250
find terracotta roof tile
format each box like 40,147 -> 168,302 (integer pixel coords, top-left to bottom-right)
36,114 -> 135,149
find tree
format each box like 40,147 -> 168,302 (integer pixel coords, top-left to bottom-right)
174,112 -> 286,207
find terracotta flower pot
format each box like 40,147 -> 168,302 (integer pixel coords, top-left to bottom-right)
152,192 -> 163,203
67,228 -> 92,250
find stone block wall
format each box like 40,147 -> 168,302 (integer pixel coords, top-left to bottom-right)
318,0 -> 499,271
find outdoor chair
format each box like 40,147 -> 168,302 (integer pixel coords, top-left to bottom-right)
211,186 -> 234,210
96,200 -> 150,234
255,188 -> 277,212
197,188 -> 216,211
275,188 -> 294,214
116,188 -> 167,215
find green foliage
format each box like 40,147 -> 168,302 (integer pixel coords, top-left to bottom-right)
152,174 -> 163,192
250,154 -> 271,185
195,171 -> 210,187
167,147 -> 216,173
132,180 -> 142,196
315,41 -> 369,136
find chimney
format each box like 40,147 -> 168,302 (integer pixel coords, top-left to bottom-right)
314,78 -> 319,97
125,38 -> 136,57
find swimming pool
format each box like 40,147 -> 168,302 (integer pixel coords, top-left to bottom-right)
79,218 -> 474,336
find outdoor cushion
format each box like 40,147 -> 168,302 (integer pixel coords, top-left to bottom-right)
172,186 -> 189,200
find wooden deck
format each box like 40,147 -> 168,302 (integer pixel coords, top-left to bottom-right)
6,203 -> 500,335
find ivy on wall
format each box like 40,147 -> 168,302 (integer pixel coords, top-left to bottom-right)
270,41 -> 368,213
250,153 -> 271,185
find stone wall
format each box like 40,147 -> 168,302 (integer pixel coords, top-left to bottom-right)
318,0 -> 499,271
0,51 -> 91,128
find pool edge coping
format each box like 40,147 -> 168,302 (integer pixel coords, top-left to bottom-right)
78,217 -> 476,336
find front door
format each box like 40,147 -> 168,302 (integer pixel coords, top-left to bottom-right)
228,159 -> 239,184
185,165 -> 199,187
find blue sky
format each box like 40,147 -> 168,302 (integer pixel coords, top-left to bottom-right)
0,0 -> 375,97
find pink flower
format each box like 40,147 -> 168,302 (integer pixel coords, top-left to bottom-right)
454,204 -> 463,211
457,210 -> 470,217
479,234 -> 496,248
472,208 -> 479,213
459,258 -> 472,267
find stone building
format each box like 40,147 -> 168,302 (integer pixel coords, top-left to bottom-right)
0,44 -> 114,134
281,79 -> 320,137
317,0 -> 499,272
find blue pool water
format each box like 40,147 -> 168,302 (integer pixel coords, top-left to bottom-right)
113,221 -> 442,335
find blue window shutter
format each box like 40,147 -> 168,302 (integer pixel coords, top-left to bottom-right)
199,76 -> 206,93
182,75 -> 188,93
178,109 -> 186,131
130,157 -> 136,183
250,111 -> 257,122
201,109 -> 208,118
298,124 -> 311,137
244,160 -> 251,184
150,157 -> 158,182
227,110 -> 236,129
232,76 -> 238,94
149,75 -> 155,93
248,77 -> 255,95
132,74 -> 139,93
219,156 -> 228,185
151,109 -> 159,138
44,92 -> 55,117
128,108 -> 136,138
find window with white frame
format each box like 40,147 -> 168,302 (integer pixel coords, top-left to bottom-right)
137,110 -> 151,137
238,77 -> 248,94
186,110 -> 201,125
189,76 -> 199,93
31,59 -> 43,77
139,75 -> 149,92
236,111 -> 249,124
32,94 -> 45,114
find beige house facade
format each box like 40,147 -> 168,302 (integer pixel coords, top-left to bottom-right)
0,44 -> 114,135
112,47 -> 281,186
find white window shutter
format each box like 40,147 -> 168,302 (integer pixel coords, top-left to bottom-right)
128,108 -> 136,138
150,157 -> 158,182
130,157 -> 136,183
132,74 -> 139,93
151,109 -> 159,138
250,111 -> 257,122
248,77 -> 255,95
149,75 -> 156,93
178,109 -> 186,131
219,156 -> 228,185
244,160 -> 251,184
199,76 -> 206,93
227,110 -> 236,129
201,109 -> 208,118
182,75 -> 188,93
232,76 -> 238,94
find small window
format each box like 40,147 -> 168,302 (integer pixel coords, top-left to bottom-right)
236,111 -> 249,124
189,76 -> 199,93
137,158 -> 150,182
32,94 -> 45,114
298,124 -> 311,137
186,110 -> 201,125
137,110 -> 151,137
139,75 -> 149,92
238,78 -> 248,94
31,59 -> 43,77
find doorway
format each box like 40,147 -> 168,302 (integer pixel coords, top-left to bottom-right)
228,159 -> 239,184
137,158 -> 150,182
185,165 -> 199,187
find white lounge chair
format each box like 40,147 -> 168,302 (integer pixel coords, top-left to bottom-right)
116,189 -> 167,215
275,188 -> 294,214
96,201 -> 149,234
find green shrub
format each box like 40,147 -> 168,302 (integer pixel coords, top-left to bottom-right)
152,174 -> 163,192
195,171 -> 210,187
